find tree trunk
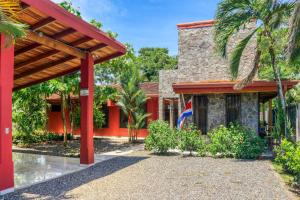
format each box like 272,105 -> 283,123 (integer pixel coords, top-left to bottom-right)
128,113 -> 132,142
68,95 -> 74,135
269,47 -> 288,138
61,92 -> 68,145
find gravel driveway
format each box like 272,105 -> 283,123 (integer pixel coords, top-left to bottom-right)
4,150 -> 295,200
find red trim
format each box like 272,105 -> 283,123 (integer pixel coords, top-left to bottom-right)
172,80 -> 299,94
21,0 -> 126,54
177,20 -> 215,29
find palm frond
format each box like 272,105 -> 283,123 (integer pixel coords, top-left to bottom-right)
287,0 -> 300,63
234,48 -> 261,90
230,28 -> 258,79
214,0 -> 255,57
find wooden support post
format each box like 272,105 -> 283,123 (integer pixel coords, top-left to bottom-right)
0,34 -> 14,194
80,53 -> 94,165
268,99 -> 273,133
169,100 -> 174,128
296,103 -> 300,142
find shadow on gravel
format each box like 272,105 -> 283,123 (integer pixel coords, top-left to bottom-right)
3,156 -> 149,200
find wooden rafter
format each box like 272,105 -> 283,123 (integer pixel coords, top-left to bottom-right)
15,28 -> 76,56
26,31 -> 85,59
31,17 -> 55,31
14,55 -> 76,80
15,36 -> 94,70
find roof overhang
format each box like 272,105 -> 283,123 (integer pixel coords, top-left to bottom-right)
172,80 -> 300,94
11,0 -> 126,90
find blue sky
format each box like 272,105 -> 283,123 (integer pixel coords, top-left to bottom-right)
53,0 -> 220,55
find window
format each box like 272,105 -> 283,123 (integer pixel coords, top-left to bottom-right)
226,94 -> 241,126
193,96 -> 208,134
51,104 -> 61,112
102,105 -> 109,128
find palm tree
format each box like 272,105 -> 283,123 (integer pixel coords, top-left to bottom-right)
214,0 -> 294,138
287,0 -> 300,63
117,65 -> 150,142
0,0 -> 27,46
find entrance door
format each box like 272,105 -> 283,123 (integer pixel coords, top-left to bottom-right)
193,95 -> 208,134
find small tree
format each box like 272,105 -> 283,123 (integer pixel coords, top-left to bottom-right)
117,64 -> 150,142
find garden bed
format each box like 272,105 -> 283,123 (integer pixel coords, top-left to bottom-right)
13,138 -> 141,157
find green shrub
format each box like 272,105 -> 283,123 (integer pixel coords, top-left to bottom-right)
208,124 -> 265,159
13,132 -> 74,145
275,139 -> 300,184
145,120 -> 176,154
176,127 -> 205,156
208,125 -> 234,157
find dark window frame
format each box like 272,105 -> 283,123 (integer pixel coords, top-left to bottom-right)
51,104 -> 61,112
193,95 -> 208,135
225,94 -> 241,126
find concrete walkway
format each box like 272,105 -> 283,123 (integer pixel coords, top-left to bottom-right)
13,144 -> 143,189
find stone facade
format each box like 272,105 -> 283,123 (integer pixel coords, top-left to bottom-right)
159,21 -> 259,132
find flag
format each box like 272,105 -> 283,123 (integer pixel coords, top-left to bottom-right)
177,98 -> 193,129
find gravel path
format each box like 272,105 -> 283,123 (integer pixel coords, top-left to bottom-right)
3,151 -> 295,200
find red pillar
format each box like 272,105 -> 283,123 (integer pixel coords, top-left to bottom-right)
80,53 -> 94,165
0,34 -> 14,194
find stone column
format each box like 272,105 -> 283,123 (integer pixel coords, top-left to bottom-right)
159,97 -> 164,120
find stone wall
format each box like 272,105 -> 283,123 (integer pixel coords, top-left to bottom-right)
207,94 -> 226,130
241,93 -> 259,131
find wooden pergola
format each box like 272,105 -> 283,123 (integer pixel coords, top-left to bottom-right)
0,0 -> 126,194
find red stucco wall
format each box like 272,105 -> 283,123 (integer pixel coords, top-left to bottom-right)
47,97 -> 158,138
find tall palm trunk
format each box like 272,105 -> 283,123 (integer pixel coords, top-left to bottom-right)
269,46 -> 288,138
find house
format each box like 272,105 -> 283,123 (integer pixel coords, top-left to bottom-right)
47,20 -> 299,138
159,20 -> 299,134
47,82 -> 159,138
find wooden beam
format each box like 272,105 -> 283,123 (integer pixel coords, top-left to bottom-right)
94,52 -> 124,64
88,43 -> 108,52
15,28 -> 76,56
14,55 -> 76,80
14,67 -> 78,90
15,37 -> 93,70
52,28 -> 76,39
26,31 -> 85,59
31,17 -> 55,31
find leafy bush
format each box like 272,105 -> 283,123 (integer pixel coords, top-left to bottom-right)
275,139 -> 300,184
145,120 -> 176,154
176,126 -> 205,156
208,125 -> 234,157
13,132 -> 74,145
208,124 -> 265,159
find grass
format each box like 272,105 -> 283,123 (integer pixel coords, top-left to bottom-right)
272,161 -> 300,197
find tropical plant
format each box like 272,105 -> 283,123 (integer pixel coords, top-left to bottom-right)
145,120 -> 176,154
0,0 -> 27,45
117,64 -> 150,142
208,123 -> 265,159
286,0 -> 300,64
176,126 -> 205,156
214,0 -> 295,138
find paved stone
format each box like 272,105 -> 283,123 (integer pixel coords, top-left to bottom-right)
5,150 -> 294,200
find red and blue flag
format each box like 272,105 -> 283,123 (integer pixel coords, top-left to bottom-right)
177,98 -> 193,129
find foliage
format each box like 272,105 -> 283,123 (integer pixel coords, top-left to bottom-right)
0,1 -> 27,45
275,139 -> 300,185
208,124 -> 265,159
176,126 -> 205,156
13,131 -> 73,146
59,0 -> 81,17
117,64 -> 150,142
145,120 -> 176,154
13,84 -> 51,142
137,48 -> 177,81
208,125 -> 234,157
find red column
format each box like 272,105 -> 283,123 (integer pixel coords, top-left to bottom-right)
0,34 -> 14,194
80,53 -> 94,165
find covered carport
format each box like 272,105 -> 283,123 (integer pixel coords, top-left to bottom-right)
0,0 -> 126,194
